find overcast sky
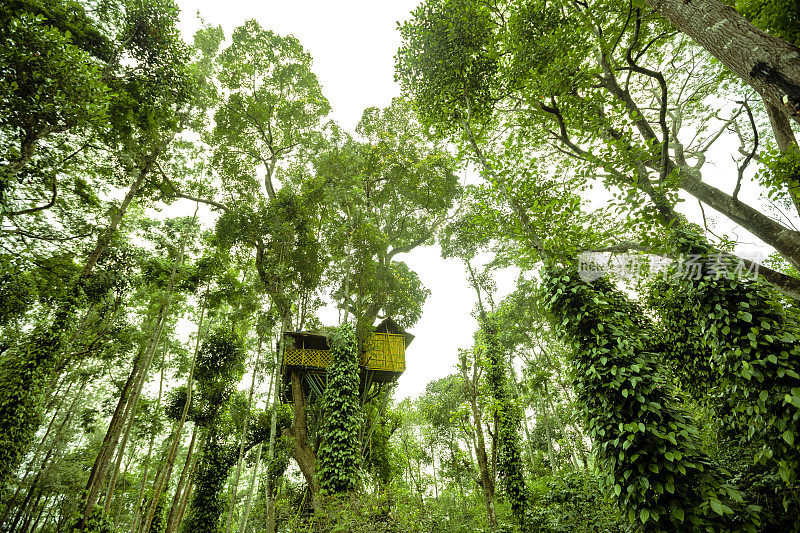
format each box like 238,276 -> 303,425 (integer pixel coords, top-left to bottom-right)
174,0 -> 515,401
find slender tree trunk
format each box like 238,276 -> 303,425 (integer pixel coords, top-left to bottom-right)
539,388 -> 557,474
265,323 -> 285,533
101,334 -> 164,513
164,425 -> 197,533
141,285 -> 207,533
19,487 -> 45,533
36,496 -> 55,533
9,446 -> 56,533
467,394 -> 496,527
80,342 -> 147,519
112,444 -> 135,531
430,442 -> 438,499
224,336 -> 262,533
645,0 -> 800,125
544,386 -> 582,470
27,494 -> 49,533
507,357 -> 537,473
238,442 -> 262,533
87,216 -> 190,524
129,346 -> 167,529
8,380 -> 83,532
1,375 -> 73,525
0,145 -> 161,492
173,454 -> 198,533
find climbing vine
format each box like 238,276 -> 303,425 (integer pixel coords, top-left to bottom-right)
480,313 -> 531,531
179,327 -> 247,533
179,436 -> 238,533
543,267 -> 747,531
318,323 -> 362,495
648,232 -> 800,523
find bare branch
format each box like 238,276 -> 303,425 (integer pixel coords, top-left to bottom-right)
733,99 -> 758,201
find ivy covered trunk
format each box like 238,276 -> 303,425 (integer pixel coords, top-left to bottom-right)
318,323 -> 362,495
0,160 -> 154,496
179,437 -> 237,533
649,233 -> 800,526
544,267 -> 745,531
481,314 -> 530,532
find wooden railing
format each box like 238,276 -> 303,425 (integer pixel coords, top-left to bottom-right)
282,333 -> 405,373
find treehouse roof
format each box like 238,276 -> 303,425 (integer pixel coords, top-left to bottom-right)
374,317 -> 415,348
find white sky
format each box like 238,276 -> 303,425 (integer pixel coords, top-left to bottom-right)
176,0 -> 509,401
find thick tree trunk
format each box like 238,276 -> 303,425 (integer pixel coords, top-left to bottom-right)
286,369 -> 319,494
646,0 -> 800,124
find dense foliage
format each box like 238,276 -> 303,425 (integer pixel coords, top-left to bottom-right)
2,0 -> 800,531
317,324 -> 362,495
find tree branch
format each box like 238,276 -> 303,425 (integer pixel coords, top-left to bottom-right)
157,164 -> 229,212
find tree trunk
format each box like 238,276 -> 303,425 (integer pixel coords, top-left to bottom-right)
467,394 -> 496,527
764,99 -> 800,216
141,286 -> 207,533
87,216 -> 189,524
81,343 -> 145,516
507,357 -> 537,473
224,336 -> 262,533
540,388 -> 557,474
129,347 -> 167,530
0,145 -> 159,492
1,375 -> 75,525
286,369 -> 319,494
766,100 -> 799,152
266,322 -> 287,533
173,454 -> 197,533
646,0 -> 800,124
678,171 -> 800,270
238,442 -> 262,533
430,442 -> 438,499
95,332 -> 162,516
164,425 -> 197,533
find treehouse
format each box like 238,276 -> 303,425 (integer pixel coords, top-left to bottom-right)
280,318 -> 413,402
